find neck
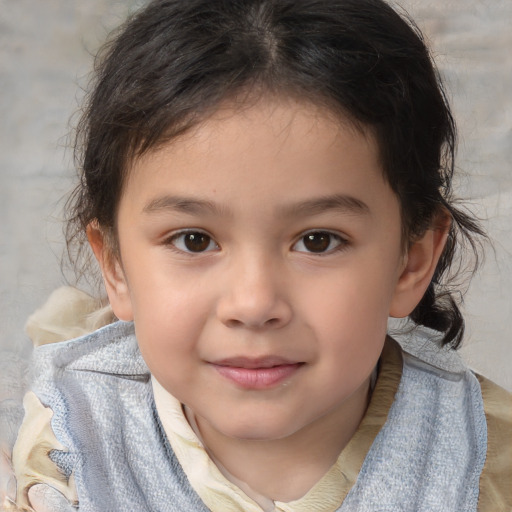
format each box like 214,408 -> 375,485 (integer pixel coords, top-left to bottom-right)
193,377 -> 371,502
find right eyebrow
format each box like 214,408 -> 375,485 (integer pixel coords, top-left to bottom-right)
142,195 -> 230,217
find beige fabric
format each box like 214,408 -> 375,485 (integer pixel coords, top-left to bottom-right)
11,393 -> 77,512
476,374 -> 512,511
25,287 -> 115,347
152,338 -> 403,512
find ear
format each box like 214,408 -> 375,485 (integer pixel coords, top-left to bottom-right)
389,211 -> 451,318
87,223 -> 134,321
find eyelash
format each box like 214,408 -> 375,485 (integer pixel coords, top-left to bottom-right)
164,229 -> 349,256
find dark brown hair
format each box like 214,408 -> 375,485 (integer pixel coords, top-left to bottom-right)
67,0 -> 484,347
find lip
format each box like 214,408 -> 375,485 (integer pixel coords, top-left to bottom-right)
211,357 -> 304,389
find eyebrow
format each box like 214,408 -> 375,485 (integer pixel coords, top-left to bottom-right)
142,193 -> 370,218
142,196 -> 228,216
278,194 -> 370,218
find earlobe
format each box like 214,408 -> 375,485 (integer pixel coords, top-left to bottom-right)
86,223 -> 134,321
389,212 -> 451,318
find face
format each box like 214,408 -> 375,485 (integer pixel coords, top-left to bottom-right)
101,97 -> 427,442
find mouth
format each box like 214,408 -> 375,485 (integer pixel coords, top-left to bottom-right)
210,356 -> 304,389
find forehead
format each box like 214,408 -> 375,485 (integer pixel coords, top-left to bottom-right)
121,96 -> 392,219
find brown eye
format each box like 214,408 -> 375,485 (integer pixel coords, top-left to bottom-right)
293,231 -> 345,253
303,232 -> 331,252
184,233 -> 210,252
171,231 -> 218,253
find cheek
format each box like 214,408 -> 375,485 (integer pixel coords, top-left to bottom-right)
127,259 -> 214,325
135,319 -> 200,399
311,289 -> 386,397
299,260 -> 396,363
129,282 -> 213,377
303,267 -> 395,327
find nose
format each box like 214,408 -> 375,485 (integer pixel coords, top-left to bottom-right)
216,255 -> 293,330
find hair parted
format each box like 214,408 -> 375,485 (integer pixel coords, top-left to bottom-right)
67,0 -> 485,348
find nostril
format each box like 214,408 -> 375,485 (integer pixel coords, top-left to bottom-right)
225,319 -> 244,328
224,317 -> 281,329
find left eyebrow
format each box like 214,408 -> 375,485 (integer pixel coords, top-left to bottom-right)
277,194 -> 370,218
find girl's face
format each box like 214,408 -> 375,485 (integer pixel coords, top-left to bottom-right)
99,97 -> 432,442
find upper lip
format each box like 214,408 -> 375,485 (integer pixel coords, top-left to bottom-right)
211,356 -> 301,369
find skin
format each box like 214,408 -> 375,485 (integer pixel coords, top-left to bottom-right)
89,96 -> 449,501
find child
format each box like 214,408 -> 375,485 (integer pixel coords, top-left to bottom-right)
10,0 -> 511,510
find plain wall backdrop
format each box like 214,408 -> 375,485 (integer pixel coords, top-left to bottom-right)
1,0 -> 511,436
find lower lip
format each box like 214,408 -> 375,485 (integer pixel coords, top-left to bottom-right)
213,363 -> 302,389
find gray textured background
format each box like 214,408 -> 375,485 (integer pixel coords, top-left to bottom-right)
1,0 -> 511,404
